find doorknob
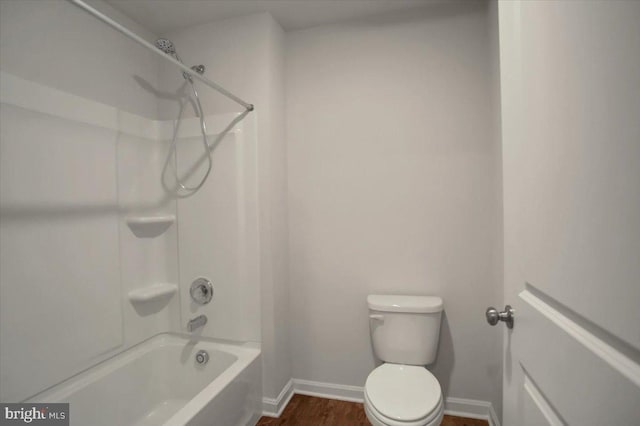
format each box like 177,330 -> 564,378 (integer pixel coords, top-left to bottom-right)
486,305 -> 514,329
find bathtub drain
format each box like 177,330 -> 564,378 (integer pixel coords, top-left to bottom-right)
195,350 -> 209,365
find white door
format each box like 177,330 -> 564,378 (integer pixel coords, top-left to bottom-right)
498,1 -> 640,425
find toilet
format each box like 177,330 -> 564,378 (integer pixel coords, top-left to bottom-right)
364,295 -> 445,426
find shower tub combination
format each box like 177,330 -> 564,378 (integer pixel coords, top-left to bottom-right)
10,2 -> 262,425
32,334 -> 262,426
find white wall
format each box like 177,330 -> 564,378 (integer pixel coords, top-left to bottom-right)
158,13 -> 290,402
0,0 -> 160,119
487,0 -> 503,419
0,0 -> 180,402
260,16 -> 292,403
286,0 -> 503,412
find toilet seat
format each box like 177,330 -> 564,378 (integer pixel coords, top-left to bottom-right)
365,393 -> 443,426
364,364 -> 443,426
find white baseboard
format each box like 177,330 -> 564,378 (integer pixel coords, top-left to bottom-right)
262,378 -> 362,418
292,378 -> 364,403
261,379 -> 294,417
444,397 -> 501,426
263,378 -> 500,426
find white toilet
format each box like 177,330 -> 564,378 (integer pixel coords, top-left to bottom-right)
364,295 -> 445,426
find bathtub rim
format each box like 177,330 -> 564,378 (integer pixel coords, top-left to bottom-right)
162,337 -> 261,426
28,332 -> 261,424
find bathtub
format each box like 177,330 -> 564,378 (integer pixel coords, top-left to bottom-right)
31,333 -> 262,426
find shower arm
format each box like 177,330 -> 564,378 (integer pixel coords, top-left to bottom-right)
68,0 -> 254,113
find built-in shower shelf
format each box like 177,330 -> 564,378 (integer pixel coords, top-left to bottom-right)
126,215 -> 175,238
128,283 -> 178,303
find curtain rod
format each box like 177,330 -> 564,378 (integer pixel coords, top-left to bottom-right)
68,0 -> 254,112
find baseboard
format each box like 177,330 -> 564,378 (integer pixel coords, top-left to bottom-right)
444,397 -> 501,426
262,378 -> 363,417
263,378 -> 501,426
292,378 -> 365,403
261,379 -> 294,417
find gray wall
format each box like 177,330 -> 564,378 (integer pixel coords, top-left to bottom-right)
285,1 -> 503,411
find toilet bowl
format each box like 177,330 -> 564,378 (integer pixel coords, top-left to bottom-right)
364,364 -> 444,426
365,295 -> 444,426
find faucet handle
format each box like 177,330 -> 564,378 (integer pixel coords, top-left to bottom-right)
190,278 -> 214,305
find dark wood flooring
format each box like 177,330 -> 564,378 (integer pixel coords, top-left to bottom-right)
256,394 -> 489,426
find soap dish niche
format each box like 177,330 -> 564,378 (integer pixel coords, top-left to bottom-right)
128,283 -> 178,304
126,215 -> 175,238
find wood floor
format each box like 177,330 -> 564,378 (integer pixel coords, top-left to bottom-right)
256,394 -> 489,426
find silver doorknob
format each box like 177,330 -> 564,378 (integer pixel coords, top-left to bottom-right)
486,305 -> 514,329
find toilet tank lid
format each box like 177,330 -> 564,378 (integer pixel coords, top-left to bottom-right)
367,295 -> 443,313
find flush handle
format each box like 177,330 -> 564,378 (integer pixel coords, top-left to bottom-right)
486,305 -> 514,329
369,314 -> 385,321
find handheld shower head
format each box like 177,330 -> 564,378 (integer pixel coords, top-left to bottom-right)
155,38 -> 176,56
155,37 -> 205,82
155,37 -> 212,195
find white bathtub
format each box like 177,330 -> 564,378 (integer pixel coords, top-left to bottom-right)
30,333 -> 262,426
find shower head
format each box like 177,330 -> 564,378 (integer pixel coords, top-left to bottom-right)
155,38 -> 176,56
155,38 -> 204,81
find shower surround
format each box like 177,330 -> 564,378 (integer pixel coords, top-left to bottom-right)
0,1 -> 268,424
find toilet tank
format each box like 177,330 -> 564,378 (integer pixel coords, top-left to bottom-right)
368,295 -> 443,366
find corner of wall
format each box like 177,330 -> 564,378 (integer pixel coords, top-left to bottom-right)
258,10 -> 291,402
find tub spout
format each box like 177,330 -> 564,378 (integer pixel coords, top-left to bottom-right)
187,314 -> 207,332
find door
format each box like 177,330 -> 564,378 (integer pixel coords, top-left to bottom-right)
498,1 -> 640,425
